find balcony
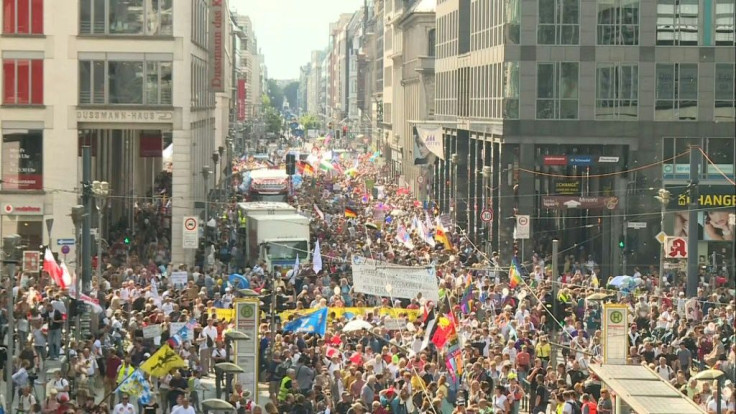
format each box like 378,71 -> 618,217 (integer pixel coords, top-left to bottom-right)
415,56 -> 435,75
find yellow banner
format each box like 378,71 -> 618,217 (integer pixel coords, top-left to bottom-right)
280,307 -> 420,323
139,344 -> 188,378
210,308 -> 235,322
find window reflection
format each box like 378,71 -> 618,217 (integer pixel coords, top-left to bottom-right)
656,0 -> 699,45
596,64 -> 638,119
715,64 -> 735,121
655,63 -> 698,121
537,62 -> 579,119
715,0 -> 735,45
597,0 -> 639,45
80,0 -> 172,35
79,59 -> 172,105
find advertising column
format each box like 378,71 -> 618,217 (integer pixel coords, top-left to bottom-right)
234,299 -> 260,403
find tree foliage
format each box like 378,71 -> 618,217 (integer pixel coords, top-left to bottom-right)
282,81 -> 299,111
264,106 -> 283,134
299,114 -> 320,131
267,79 -> 284,110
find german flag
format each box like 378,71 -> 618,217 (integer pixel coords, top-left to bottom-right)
345,207 -> 358,218
303,163 -> 315,175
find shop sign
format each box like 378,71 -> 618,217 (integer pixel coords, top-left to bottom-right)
209,0 -> 225,92
543,155 -> 567,166
237,79 -> 247,121
555,181 -> 580,195
598,156 -> 620,163
76,109 -> 174,123
2,130 -> 43,190
2,202 -> 44,215
568,155 -> 594,166
666,185 -> 736,209
541,196 -> 620,210
662,163 -> 735,180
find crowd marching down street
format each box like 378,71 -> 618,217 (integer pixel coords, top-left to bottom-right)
1,142 -> 734,414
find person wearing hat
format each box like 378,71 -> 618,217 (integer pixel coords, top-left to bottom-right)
347,402 -> 366,414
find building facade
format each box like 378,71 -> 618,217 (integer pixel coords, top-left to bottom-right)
0,0 -> 242,267
433,0 -> 735,276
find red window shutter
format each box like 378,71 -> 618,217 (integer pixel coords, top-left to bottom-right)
16,59 -> 30,104
31,59 -> 43,104
30,0 -> 42,34
3,0 -> 15,33
3,60 -> 16,104
17,0 -> 29,33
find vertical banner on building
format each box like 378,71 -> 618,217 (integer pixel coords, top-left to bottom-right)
237,79 -> 247,121
234,299 -> 260,404
415,125 -> 445,160
514,215 -> 530,239
209,0 -> 225,92
602,304 -> 628,365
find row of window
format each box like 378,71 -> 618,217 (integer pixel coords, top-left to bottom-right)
435,0 -> 735,53
434,62 -> 736,121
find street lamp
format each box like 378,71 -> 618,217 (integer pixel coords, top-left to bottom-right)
451,153 -> 459,229
92,181 -> 110,279
201,166 -> 212,222
212,151 -> 220,198
655,188 -> 671,303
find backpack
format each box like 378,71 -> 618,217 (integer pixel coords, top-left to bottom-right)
567,401 -> 582,414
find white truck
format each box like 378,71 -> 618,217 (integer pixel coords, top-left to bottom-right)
239,203 -> 310,274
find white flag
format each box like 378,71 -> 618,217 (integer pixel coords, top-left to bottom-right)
294,253 -> 300,276
312,240 -> 322,274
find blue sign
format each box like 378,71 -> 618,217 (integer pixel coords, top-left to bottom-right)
56,238 -> 75,246
289,122 -> 299,130
568,155 -> 593,166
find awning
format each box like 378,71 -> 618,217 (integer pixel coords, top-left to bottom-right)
589,364 -> 704,414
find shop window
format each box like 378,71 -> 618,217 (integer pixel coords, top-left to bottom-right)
2,58 -> 43,105
3,0 -> 43,34
80,0 -> 173,36
1,129 -> 43,190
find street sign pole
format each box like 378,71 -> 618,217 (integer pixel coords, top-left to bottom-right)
686,146 -> 700,297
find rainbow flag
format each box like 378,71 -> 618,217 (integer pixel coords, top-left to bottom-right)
509,257 -> 523,289
345,207 -> 358,218
445,336 -> 463,380
434,218 -> 453,250
459,283 -> 473,314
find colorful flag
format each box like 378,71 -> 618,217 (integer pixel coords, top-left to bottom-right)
445,336 -> 463,380
303,163 -> 315,175
431,315 -> 455,349
167,319 -> 197,348
312,240 -> 322,274
332,161 -> 344,174
434,218 -> 453,250
139,344 -> 187,378
459,283 -> 474,314
509,257 -> 523,289
283,307 -> 328,335
344,207 -> 358,218
78,293 -> 103,314
116,369 -> 152,404
61,262 -> 76,296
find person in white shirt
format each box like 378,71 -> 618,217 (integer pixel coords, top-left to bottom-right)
170,396 -> 196,414
113,393 -> 137,413
17,386 -> 36,412
199,318 -> 218,374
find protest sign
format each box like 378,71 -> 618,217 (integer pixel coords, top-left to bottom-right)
351,255 -> 439,302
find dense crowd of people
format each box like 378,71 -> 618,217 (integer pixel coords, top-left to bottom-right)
0,143 -> 734,414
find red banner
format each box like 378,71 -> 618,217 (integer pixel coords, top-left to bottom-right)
237,79 -> 246,121
140,133 -> 163,157
543,155 -> 567,166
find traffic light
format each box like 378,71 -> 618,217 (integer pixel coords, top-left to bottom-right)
2,234 -> 22,262
618,236 -> 625,250
124,236 -> 131,245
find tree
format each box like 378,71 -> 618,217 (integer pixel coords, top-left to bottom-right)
282,81 -> 299,111
267,79 -> 284,110
264,106 -> 283,135
299,114 -> 320,131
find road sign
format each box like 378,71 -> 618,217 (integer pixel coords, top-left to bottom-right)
515,215 -> 530,239
655,231 -> 667,244
22,251 -> 40,273
416,175 -> 424,184
182,216 -> 199,249
480,209 -> 493,223
61,245 -> 71,255
627,221 -> 647,229
56,238 -> 75,246
603,304 -> 629,365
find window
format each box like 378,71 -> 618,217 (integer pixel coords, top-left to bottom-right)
506,0 -> 521,44
3,0 -> 43,34
715,64 -> 735,121
80,0 -> 172,36
656,0 -> 699,45
715,0 -> 735,45
3,58 -> 43,105
1,129 -> 43,190
79,57 -> 172,105
537,62 -> 579,119
191,0 -> 207,47
503,62 -> 519,119
597,0 -> 639,45
538,0 -> 579,44
596,64 -> 638,119
655,63 -> 698,120
428,29 -> 436,56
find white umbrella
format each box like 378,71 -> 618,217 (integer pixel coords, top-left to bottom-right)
343,319 -> 373,332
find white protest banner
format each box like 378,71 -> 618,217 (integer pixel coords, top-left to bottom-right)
383,318 -> 406,331
415,125 -> 445,160
170,271 -> 188,289
142,324 -> 162,339
351,255 -> 439,302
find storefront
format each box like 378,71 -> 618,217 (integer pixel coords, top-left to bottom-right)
1,198 -> 45,251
